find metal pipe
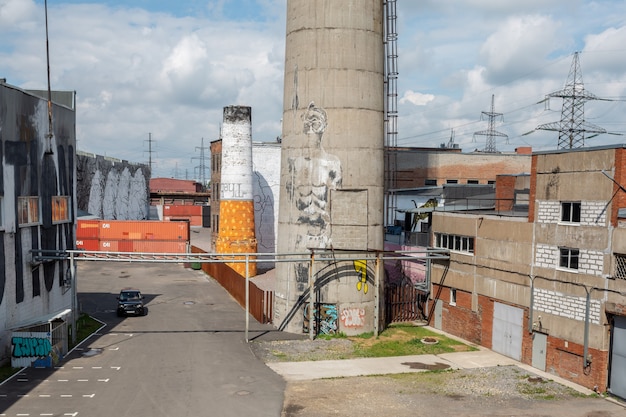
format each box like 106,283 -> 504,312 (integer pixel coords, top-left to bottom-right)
245,254 -> 250,343
309,251 -> 315,340
584,289 -> 591,367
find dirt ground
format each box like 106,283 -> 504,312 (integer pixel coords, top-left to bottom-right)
281,372 -> 625,417
249,339 -> 626,417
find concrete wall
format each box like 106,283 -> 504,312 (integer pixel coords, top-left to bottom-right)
76,152 -> 150,220
0,83 -> 76,364
275,0 -> 384,334
252,142 -> 281,263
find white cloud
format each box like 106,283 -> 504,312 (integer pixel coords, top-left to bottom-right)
1,0 -> 624,176
400,90 -> 435,106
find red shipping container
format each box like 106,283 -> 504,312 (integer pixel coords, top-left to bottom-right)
76,220 -> 100,239
99,220 -> 189,241
132,240 -> 188,253
99,240 -> 119,252
75,238 -> 99,251
164,205 -> 203,216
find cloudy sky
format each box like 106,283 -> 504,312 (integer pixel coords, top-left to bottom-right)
1,0 -> 625,179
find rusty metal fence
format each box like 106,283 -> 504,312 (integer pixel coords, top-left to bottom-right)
191,246 -> 273,324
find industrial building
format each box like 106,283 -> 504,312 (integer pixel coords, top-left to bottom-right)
0,80 -> 77,367
429,144 -> 626,395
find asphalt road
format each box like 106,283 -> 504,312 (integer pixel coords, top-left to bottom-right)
0,261 -> 290,417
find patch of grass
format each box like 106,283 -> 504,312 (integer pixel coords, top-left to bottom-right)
347,324 -> 476,358
70,313 -> 102,350
0,365 -> 21,383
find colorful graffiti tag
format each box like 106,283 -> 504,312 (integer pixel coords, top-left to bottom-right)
12,336 -> 52,358
340,307 -> 366,328
303,303 -> 338,335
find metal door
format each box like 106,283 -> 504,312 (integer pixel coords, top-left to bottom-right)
492,302 -> 523,361
609,315 -> 626,399
532,331 -> 547,371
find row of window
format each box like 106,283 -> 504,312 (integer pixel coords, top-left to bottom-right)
424,179 -> 496,186
434,232 -> 626,280
435,233 -> 474,254
5,196 -> 71,227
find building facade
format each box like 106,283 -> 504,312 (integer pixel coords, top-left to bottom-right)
429,145 -> 626,396
393,146 -> 532,188
0,81 -> 76,367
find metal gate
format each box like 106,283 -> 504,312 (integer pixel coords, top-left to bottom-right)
492,302 -> 523,361
609,315 -> 626,399
385,283 -> 426,323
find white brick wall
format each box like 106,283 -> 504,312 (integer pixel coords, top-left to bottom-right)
537,201 -> 560,223
535,244 -> 557,268
534,244 -> 604,276
536,200 -> 606,226
581,201 -> 606,226
579,249 -> 604,276
533,287 -> 601,324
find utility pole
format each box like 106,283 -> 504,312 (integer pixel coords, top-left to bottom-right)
473,94 -> 508,153
536,52 -> 610,149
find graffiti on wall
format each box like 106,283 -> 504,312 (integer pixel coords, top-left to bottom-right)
353,260 -> 369,294
77,153 -> 150,220
286,102 -> 342,289
340,308 -> 366,328
12,335 -> 52,358
303,303 -> 338,335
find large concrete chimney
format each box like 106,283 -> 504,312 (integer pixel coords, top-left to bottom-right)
275,1 -> 385,334
216,106 -> 257,277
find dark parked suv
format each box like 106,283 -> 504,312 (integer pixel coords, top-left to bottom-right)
116,288 -> 146,316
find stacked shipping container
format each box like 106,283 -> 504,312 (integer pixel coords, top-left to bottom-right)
76,220 -> 190,253
163,204 -> 204,226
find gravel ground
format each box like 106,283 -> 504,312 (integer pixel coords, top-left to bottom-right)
250,339 -> 626,417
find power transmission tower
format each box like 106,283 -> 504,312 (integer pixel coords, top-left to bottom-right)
144,132 -> 157,175
473,94 -> 508,153
192,137 -> 210,188
536,52 -> 609,149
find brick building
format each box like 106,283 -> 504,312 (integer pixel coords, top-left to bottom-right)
393,146 -> 532,188
149,178 -> 210,226
429,144 -> 626,396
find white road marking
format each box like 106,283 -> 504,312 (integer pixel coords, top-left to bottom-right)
97,378 -> 109,382
82,394 -> 95,398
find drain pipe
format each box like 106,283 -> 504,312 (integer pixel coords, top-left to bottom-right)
583,289 -> 591,368
528,276 -> 535,333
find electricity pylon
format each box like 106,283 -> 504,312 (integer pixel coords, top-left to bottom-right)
536,52 -> 609,149
473,94 -> 508,153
